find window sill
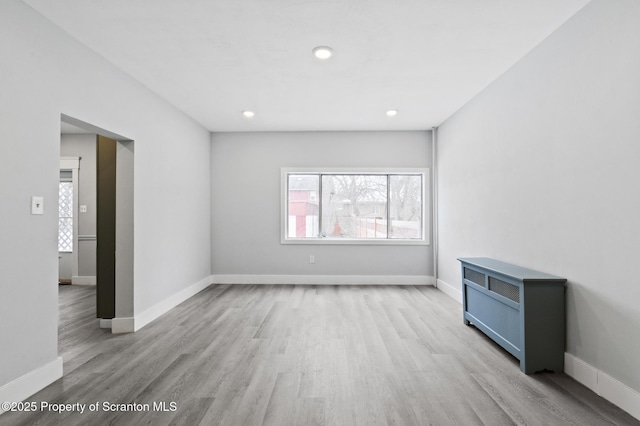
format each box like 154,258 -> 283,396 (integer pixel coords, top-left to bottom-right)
281,238 -> 430,246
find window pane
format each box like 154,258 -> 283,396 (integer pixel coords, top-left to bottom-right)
321,175 -> 387,239
389,175 -> 422,239
58,182 -> 73,252
287,175 -> 319,238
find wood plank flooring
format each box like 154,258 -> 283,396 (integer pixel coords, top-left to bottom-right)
1,284 -> 638,426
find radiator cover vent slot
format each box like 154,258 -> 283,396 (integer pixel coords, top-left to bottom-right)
464,267 -> 486,287
489,277 -> 520,303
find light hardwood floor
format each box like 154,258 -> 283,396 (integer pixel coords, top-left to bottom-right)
1,284 -> 638,425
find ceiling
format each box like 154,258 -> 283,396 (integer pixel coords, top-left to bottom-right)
25,0 -> 590,132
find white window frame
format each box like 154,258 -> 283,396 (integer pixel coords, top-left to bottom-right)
60,157 -> 80,277
281,167 -> 430,245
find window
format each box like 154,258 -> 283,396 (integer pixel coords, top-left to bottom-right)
282,168 -> 429,244
58,171 -> 73,252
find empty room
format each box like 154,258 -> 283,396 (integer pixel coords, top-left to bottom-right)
1,0 -> 639,425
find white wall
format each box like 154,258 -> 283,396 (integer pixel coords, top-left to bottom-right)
211,131 -> 433,280
437,0 -> 640,395
0,0 -> 210,393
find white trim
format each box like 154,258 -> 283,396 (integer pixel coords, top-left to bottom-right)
0,357 -> 63,413
111,317 -> 135,334
71,276 -> 96,285
134,276 -> 211,331
60,157 -> 80,278
564,353 -> 640,421
111,276 -> 212,334
281,238 -> 429,246
563,352 -> 598,391
435,278 -> 462,303
99,319 -> 112,329
211,274 -> 434,286
431,128 -> 439,282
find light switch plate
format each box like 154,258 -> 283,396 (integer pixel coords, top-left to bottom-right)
31,196 -> 44,215
80,205 -> 87,213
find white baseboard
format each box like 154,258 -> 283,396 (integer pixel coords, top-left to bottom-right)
111,317 -> 135,334
72,276 -> 96,285
111,275 -> 212,334
211,274 -> 434,286
564,353 -> 640,421
435,278 -> 462,303
563,352 -> 598,391
99,319 -> 112,329
0,357 -> 63,414
115,274 -> 431,336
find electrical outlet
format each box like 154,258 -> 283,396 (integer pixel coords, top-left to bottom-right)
309,255 -> 315,264
80,205 -> 87,213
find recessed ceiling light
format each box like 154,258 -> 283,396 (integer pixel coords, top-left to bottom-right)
242,110 -> 254,118
386,109 -> 398,117
312,46 -> 334,60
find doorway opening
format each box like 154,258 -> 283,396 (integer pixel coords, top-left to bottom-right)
59,114 -> 134,332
